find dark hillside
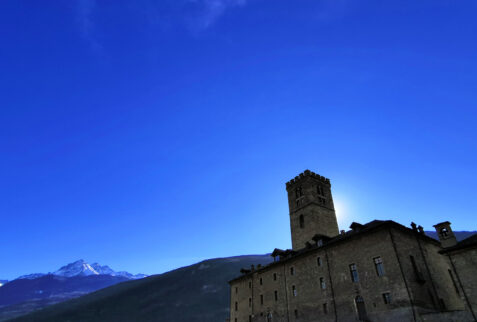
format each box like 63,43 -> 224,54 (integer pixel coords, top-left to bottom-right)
10,255 -> 272,322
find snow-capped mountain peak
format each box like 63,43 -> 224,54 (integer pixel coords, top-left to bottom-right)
14,260 -> 147,281
53,259 -> 100,277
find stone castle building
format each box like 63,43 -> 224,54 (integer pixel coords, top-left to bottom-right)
229,170 -> 477,322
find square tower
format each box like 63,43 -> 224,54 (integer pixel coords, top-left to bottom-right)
286,170 -> 339,250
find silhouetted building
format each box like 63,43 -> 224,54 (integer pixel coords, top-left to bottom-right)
229,170 -> 477,322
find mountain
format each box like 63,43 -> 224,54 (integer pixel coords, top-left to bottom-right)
0,260 -> 146,321
7,255 -> 273,322
425,230 -> 475,241
5,231 -> 474,322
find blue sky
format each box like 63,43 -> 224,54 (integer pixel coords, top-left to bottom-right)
1,0 -> 476,280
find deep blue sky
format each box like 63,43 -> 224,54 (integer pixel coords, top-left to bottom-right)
1,0 -> 476,280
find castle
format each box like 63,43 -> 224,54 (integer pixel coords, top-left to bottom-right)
228,170 -> 477,322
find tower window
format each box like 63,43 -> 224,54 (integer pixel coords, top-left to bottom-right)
249,298 -> 252,307
323,303 -> 328,314
299,215 -> 304,229
440,227 -> 449,238
383,292 -> 392,304
235,287 -> 238,294
274,290 -> 278,301
374,257 -> 385,276
260,294 -> 264,305
349,264 -> 359,282
317,185 -> 324,196
295,186 -> 303,198
235,302 -> 238,311
290,267 -> 295,275
260,277 -> 263,285
292,285 -> 297,297
294,309 -> 298,318
273,273 -> 277,281
317,257 -> 322,266
320,277 -> 326,289
317,239 -> 323,247
249,281 -> 252,289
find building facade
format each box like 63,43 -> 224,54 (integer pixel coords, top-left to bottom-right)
229,170 -> 477,322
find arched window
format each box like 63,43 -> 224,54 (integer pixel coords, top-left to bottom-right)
299,215 -> 304,228
440,227 -> 449,238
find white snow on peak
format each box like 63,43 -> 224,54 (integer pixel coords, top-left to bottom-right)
53,259 -> 100,277
14,260 -> 148,280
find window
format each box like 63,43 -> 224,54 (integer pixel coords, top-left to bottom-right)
317,239 -> 323,247
440,227 -> 449,238
448,269 -> 460,294
295,187 -> 303,198
299,215 -> 304,228
374,257 -> 385,276
349,264 -> 359,282
317,257 -> 322,266
273,273 -> 277,281
382,292 -> 391,304
320,277 -> 326,289
317,185 -> 324,195
274,290 -> 278,301
249,281 -> 252,289
323,303 -> 328,314
249,298 -> 252,307
290,267 -> 295,275
294,309 -> 298,318
235,319 -> 237,322
260,277 -> 263,285
235,287 -> 238,294
292,285 -> 297,297
260,294 -> 264,305
249,315 -> 252,322
235,302 -> 238,311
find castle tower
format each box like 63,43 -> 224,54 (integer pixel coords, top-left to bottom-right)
286,170 -> 339,250
433,221 -> 458,248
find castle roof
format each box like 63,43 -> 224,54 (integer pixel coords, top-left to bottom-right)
229,219 -> 440,284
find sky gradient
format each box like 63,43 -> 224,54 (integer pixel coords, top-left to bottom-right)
1,0 -> 476,280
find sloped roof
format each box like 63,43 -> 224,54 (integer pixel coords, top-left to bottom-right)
229,219 -> 439,284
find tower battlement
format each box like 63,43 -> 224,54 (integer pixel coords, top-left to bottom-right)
285,169 -> 330,189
